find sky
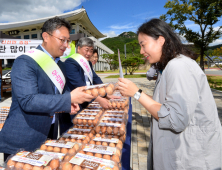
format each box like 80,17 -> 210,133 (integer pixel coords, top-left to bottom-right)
0,0 -> 221,46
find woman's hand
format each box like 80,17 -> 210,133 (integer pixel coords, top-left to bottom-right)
117,78 -> 139,97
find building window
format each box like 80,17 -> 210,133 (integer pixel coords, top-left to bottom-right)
16,36 -> 21,39
31,28 -> 36,31
23,29 -> 29,32
31,34 -> 37,39
24,35 -> 30,39
70,29 -> 75,34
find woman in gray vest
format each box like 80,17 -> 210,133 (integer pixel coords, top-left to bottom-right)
118,19 -> 222,170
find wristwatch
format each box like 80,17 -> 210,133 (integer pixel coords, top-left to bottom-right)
134,89 -> 142,100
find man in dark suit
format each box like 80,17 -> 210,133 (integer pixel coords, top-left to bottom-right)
65,37 -> 112,110
0,17 -> 94,161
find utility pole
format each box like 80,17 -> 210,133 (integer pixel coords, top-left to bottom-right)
124,44 -> 127,75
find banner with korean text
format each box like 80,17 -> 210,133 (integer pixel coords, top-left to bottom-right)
0,39 -> 75,59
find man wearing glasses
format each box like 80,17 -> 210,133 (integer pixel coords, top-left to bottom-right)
0,17 -> 94,161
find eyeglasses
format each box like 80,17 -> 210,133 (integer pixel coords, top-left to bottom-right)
47,32 -> 71,45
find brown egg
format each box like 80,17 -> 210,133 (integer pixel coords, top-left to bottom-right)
112,102 -> 116,108
78,151 -> 85,154
119,124 -> 125,135
101,126 -> 107,134
73,143 -> 79,151
40,144 -> 47,150
113,135 -> 119,139
78,131 -> 83,135
91,88 -> 99,97
85,136 -> 90,142
89,140 -> 95,145
77,119 -> 82,125
65,138 -> 71,142
88,133 -> 94,139
107,135 -> 112,139
88,120 -> 92,126
49,159 -> 60,169
116,143 -> 123,150
93,119 -> 98,126
68,148 -> 76,155
53,147 -> 61,153
98,87 -> 106,96
117,140 -> 123,146
63,155 -> 72,162
71,138 -> 76,143
112,155 -> 120,162
82,119 -> 87,125
105,86 -> 113,95
62,162 -> 73,170
95,134 -> 101,137
115,148 -> 121,157
102,142 -> 108,146
46,146 -> 54,152
101,134 -> 106,138
109,143 -> 116,147
72,165 -> 82,170
107,126 -> 113,135
15,162 -> 24,170
82,139 -> 88,144
84,90 -> 91,95
83,168 -> 90,170
43,166 -> 52,170
86,152 -> 94,156
95,126 -> 100,133
76,139 -> 82,143
23,164 -> 33,170
116,102 -> 121,109
73,119 -> 78,125
61,148 -> 68,154
7,159 -> 16,168
109,83 -> 114,90
94,153 -> 102,158
113,127 -> 119,135
121,102 -> 126,108
103,154 -> 111,160
95,141 -> 101,145
32,166 -> 43,170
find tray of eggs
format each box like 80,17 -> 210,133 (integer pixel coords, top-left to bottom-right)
60,153 -> 120,170
108,98 -> 129,109
39,140 -> 82,156
89,135 -> 124,149
59,132 -> 91,145
72,112 -> 102,127
83,83 -> 115,97
94,121 -> 127,139
6,151 -> 62,170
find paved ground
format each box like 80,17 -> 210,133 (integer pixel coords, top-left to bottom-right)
0,77 -> 222,170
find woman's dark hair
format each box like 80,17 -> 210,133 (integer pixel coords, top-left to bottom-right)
42,16 -> 71,40
93,49 -> 99,56
137,18 -> 196,70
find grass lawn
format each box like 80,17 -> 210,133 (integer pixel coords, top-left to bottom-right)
96,69 -> 148,74
105,74 -> 146,78
207,76 -> 222,91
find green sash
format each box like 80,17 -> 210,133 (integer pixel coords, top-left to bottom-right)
26,49 -> 66,94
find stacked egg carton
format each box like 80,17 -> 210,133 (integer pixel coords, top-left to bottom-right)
0,107 -> 10,131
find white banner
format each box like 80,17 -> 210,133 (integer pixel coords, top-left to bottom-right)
0,39 -> 72,59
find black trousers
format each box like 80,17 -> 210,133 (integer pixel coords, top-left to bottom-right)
4,153 -> 11,162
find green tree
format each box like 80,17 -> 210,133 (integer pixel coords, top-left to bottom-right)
160,0 -> 222,70
101,53 -> 119,70
126,40 -> 140,56
122,54 -> 144,75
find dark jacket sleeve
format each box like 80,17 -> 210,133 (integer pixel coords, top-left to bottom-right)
11,56 -> 71,116
89,61 -> 103,85
65,58 -> 87,91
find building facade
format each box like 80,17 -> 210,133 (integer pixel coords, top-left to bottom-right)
0,8 -> 114,70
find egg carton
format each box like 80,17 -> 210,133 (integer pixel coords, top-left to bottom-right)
38,140 -> 82,157
5,150 -> 61,170
62,152 -> 121,170
83,83 -> 115,97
